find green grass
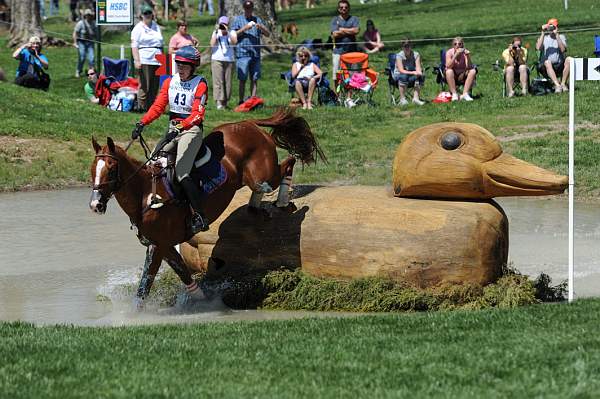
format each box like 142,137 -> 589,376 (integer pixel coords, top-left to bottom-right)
1,0 -> 600,193
2,298 -> 600,398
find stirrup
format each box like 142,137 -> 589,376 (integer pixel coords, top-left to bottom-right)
190,212 -> 209,233
149,194 -> 164,209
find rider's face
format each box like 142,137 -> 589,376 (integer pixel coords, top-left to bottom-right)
177,63 -> 194,80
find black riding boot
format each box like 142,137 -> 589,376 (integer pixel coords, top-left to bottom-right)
179,177 -> 209,233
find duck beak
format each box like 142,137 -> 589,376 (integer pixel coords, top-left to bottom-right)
483,153 -> 568,197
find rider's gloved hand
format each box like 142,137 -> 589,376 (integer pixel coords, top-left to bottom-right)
131,122 -> 144,140
165,124 -> 182,141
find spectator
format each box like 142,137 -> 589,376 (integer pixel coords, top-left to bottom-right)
73,9 -> 98,78
70,0 -> 78,22
210,16 -> 237,110
12,36 -> 50,91
131,3 -> 163,111
232,0 -> 270,104
169,20 -> 198,54
198,0 -> 214,16
502,36 -> 528,97
84,67 -> 99,103
445,37 -> 477,101
330,0 -> 359,82
536,18 -> 571,93
49,0 -> 59,17
291,46 -> 322,110
361,19 -> 384,54
393,39 -> 425,106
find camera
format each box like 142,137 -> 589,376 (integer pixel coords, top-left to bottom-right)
512,44 -> 520,50
547,24 -> 556,31
219,24 -> 226,30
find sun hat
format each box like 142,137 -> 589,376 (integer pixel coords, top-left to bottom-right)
28,36 -> 41,45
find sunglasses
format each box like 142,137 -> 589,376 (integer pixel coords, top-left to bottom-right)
453,42 -> 463,46
87,72 -> 96,76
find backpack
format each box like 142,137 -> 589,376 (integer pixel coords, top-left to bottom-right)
234,96 -> 264,112
530,78 -> 553,96
318,86 -> 338,106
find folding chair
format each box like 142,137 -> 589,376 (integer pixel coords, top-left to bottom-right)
594,35 -> 600,57
280,54 -> 330,105
432,49 -> 478,95
335,52 -> 379,107
385,52 -> 429,105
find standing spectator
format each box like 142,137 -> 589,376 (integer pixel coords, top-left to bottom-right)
49,0 -> 59,17
330,0 -> 359,82
361,19 -> 384,54
210,16 -> 237,110
84,67 -> 99,103
73,9 -> 98,78
231,0 -> 270,104
198,0 -> 214,16
70,0 -> 79,21
502,36 -> 528,97
169,20 -> 198,54
12,36 -> 50,91
536,18 -> 571,93
393,39 -> 425,106
445,37 -> 477,101
131,3 -> 164,111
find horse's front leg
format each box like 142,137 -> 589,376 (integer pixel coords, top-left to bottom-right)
276,156 -> 296,209
134,244 -> 163,309
164,246 -> 206,301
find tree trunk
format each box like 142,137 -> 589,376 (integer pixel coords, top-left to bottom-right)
8,0 -> 45,47
222,0 -> 283,51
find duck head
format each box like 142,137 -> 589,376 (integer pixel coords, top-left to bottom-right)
392,122 -> 568,199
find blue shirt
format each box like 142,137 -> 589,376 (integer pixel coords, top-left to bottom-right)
16,48 -> 48,78
231,14 -> 264,58
330,15 -> 360,55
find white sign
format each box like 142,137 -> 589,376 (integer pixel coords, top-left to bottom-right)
574,58 -> 600,81
97,0 -> 134,25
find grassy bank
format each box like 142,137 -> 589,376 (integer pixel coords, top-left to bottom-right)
2,298 -> 600,398
1,0 -> 600,193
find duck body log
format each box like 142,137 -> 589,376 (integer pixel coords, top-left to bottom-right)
181,186 -> 508,288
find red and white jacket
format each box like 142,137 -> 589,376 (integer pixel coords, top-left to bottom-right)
140,74 -> 207,130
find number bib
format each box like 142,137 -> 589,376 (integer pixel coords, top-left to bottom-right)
168,74 -> 205,115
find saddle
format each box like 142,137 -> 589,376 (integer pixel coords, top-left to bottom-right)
149,138 -> 227,209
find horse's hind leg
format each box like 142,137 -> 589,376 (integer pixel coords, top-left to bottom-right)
276,156 -> 296,208
164,246 -> 205,300
134,245 -> 164,309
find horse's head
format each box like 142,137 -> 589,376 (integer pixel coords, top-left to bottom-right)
90,137 -> 121,214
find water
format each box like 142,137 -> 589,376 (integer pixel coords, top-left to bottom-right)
0,188 -> 598,326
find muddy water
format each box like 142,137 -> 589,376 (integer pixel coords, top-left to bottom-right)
0,188 -> 597,326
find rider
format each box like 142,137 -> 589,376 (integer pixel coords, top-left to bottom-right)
131,45 -> 209,234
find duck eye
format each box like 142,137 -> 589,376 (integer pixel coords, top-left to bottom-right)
440,132 -> 462,150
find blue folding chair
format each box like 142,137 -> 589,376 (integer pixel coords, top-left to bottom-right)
594,35 -> 600,57
102,57 -> 129,82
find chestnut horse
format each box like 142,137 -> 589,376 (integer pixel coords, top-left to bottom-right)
90,109 -> 325,307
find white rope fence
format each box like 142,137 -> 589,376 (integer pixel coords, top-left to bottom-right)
2,19 -> 599,50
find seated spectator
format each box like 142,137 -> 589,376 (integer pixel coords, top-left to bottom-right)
12,36 -> 50,91
84,67 -> 99,103
362,19 -> 384,54
536,18 -> 571,93
169,20 -> 198,54
392,39 -> 425,106
445,37 -> 476,101
502,36 -> 528,97
291,47 -> 322,110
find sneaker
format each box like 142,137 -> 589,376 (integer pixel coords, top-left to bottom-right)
75,71 -> 80,78
399,97 -> 409,106
344,98 -> 356,108
507,90 -> 514,98
460,93 -> 474,101
561,84 -> 568,92
554,85 -> 562,93
216,104 -> 224,110
451,93 -> 459,102
521,88 -> 528,96
412,98 -> 425,106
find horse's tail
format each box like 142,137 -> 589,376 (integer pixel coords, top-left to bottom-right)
252,108 -> 327,165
